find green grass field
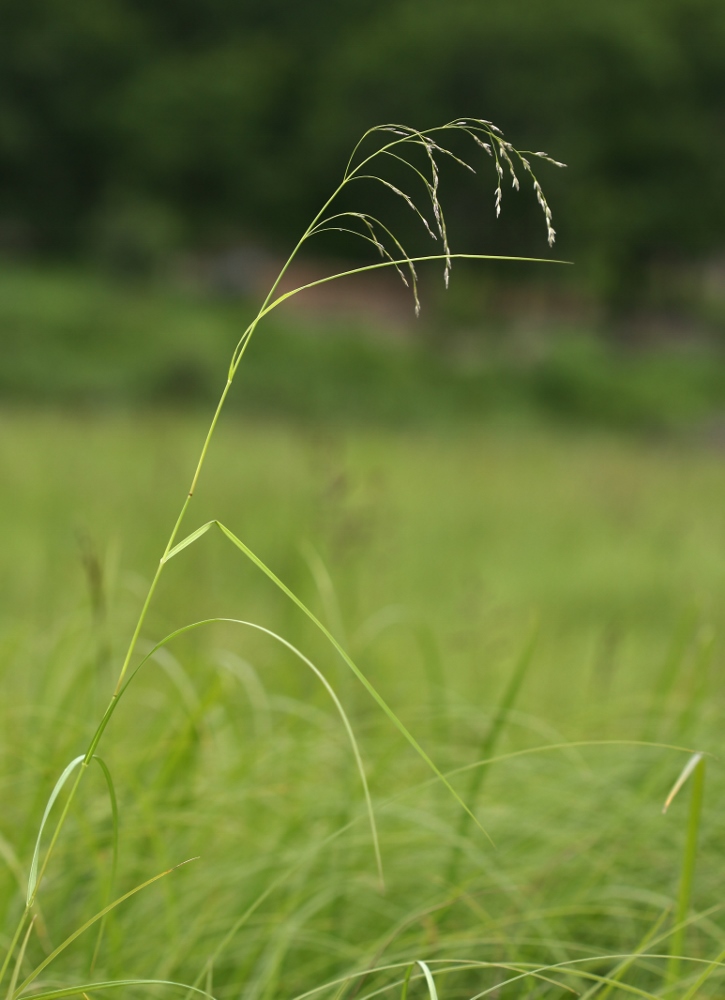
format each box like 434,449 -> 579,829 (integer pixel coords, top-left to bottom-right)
2,406 -> 725,998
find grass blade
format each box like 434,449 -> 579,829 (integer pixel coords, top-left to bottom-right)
88,756 -> 119,972
399,966 -> 413,1000
662,752 -> 704,815
666,754 -> 706,988
163,522 -> 215,564
415,962 -> 437,1000
5,916 -> 34,1000
19,979 -> 215,1000
27,755 -> 85,905
256,254 -> 569,328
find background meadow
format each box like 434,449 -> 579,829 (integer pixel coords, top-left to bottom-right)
2,381 -> 725,997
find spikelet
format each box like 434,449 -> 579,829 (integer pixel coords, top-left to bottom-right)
518,155 -> 559,246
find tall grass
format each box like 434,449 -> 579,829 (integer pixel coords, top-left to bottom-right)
1,415 -> 724,997
0,121 -> 722,999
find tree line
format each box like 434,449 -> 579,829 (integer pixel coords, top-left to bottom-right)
0,0 -> 723,312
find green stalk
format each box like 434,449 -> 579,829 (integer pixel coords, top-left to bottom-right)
28,765 -> 87,909
666,755 -> 705,989
113,374 -> 234,697
0,914 -> 28,994
4,914 -> 34,1000
0,375 -> 241,974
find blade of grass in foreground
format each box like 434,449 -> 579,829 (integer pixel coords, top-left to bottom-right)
324,956 -> 640,1000
88,755 -> 119,972
665,753 -> 706,988
287,959 -> 576,1000
415,962 -> 438,1000
26,755 -> 85,906
18,980 -> 215,1000
5,915 -> 35,1000
19,751 -> 120,970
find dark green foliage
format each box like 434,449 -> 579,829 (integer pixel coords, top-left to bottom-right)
0,0 -> 723,309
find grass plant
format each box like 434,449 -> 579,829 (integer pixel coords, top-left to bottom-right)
1,118 -> 567,999
0,120 -> 723,1000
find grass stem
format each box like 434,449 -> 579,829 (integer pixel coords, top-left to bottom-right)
666,755 -> 706,988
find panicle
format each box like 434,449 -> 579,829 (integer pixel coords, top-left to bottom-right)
328,116 -> 561,314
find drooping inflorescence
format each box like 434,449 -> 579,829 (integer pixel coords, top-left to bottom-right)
307,118 -> 565,316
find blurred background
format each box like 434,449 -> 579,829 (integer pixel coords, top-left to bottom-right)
0,0 -> 724,419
